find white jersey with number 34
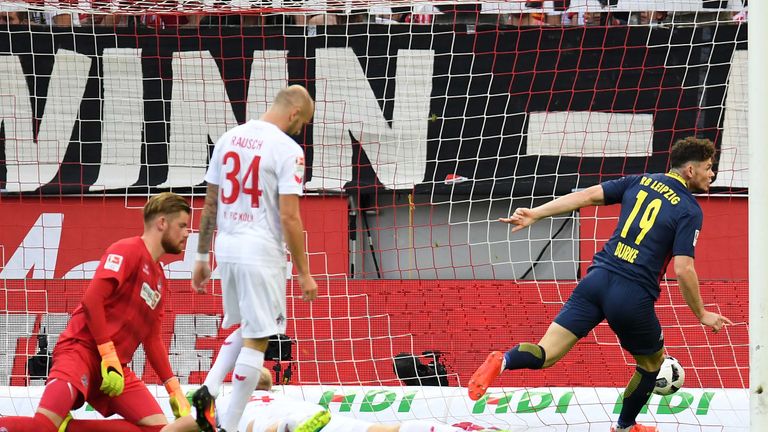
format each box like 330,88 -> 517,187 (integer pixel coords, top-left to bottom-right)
205,119 -> 305,266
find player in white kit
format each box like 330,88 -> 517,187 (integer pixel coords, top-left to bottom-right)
190,85 -> 318,432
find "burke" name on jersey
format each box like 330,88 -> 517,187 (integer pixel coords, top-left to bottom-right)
614,241 -> 639,264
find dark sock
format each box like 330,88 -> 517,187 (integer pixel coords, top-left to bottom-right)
617,366 -> 659,429
0,413 -> 58,432
503,343 -> 546,370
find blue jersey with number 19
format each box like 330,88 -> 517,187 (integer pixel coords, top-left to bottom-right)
589,172 -> 702,299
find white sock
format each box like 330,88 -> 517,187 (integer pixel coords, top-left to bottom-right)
400,420 -> 456,432
204,328 -> 244,397
221,347 -> 264,432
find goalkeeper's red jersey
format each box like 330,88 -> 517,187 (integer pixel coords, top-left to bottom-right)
57,236 -> 167,364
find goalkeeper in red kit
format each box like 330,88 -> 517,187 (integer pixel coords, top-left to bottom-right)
0,192 -> 192,432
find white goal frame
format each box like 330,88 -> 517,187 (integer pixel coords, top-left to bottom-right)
749,1 -> 767,431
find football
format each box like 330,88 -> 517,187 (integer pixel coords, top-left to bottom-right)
653,356 -> 685,396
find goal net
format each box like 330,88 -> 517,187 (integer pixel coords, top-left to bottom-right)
0,1 -> 749,431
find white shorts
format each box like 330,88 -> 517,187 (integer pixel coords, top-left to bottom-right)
218,262 -> 287,338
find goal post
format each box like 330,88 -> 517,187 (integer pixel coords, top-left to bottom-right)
749,1 -> 768,431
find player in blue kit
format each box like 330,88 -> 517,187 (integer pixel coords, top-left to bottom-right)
467,137 -> 732,432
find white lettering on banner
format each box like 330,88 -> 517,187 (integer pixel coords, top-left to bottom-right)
717,49 -> 748,189
4,47 -> 438,191
164,233 -> 200,279
168,314 -> 220,384
0,46 -> 750,192
1,50 -> 90,192
0,213 -> 63,279
88,49 -> 288,190
92,48 -> 144,192
0,385 -> 750,431
245,50 -> 288,121
164,233 -> 221,280
1,223 -> 216,280
0,315 -> 36,385
0,55 -> 35,192
526,112 -> 654,157
0,47 -> 749,191
307,48 -> 433,191
63,261 -> 101,280
161,51 -> 239,188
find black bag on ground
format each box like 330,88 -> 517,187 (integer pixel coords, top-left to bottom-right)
393,351 -> 449,386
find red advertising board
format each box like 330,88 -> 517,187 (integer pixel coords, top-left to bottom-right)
0,195 -> 348,280
0,195 -> 349,385
0,278 -> 747,388
0,196 -> 748,388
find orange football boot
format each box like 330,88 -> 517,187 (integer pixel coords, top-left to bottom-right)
467,351 -> 504,401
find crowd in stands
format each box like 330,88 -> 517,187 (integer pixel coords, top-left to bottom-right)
0,1 -> 749,29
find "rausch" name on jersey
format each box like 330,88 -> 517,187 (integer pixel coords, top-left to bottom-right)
230,136 -> 263,150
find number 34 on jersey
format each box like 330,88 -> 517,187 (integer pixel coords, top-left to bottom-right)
221,152 -> 263,208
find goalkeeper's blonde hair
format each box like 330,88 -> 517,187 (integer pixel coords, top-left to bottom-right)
143,192 -> 191,223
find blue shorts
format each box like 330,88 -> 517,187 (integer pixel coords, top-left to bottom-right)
553,268 -> 664,356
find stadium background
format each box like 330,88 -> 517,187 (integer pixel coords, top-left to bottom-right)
0,10 -> 750,428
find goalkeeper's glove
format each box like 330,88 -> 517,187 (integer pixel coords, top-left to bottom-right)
97,341 -> 124,397
165,377 -> 191,419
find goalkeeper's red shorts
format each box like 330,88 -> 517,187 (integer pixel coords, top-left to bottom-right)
46,339 -> 164,421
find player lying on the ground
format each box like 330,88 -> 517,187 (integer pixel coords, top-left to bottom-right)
162,367 -> 464,432
468,137 -> 732,432
0,193 -> 192,432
